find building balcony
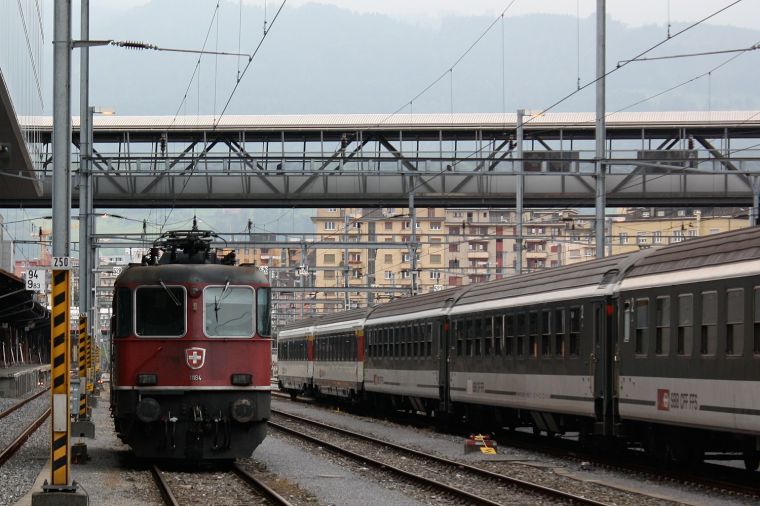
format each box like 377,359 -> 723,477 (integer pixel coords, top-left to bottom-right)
525,251 -> 548,259
467,250 -> 490,259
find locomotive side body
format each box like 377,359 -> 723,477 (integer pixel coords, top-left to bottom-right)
111,234 -> 271,460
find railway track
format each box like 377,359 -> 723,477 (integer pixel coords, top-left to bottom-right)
151,463 -> 293,506
492,429 -> 760,500
269,408 -> 611,506
0,387 -> 49,421
0,407 -> 50,467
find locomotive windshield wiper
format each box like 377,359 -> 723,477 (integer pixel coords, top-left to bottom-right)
214,280 -> 231,322
159,280 -> 181,307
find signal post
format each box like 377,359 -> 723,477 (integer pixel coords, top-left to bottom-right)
71,315 -> 94,439
32,0 -> 87,503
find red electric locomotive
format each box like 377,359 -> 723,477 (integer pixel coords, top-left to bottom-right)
109,225 -> 271,460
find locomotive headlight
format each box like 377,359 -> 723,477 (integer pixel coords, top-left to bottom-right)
231,373 -> 252,386
231,398 -> 255,423
137,373 -> 158,386
136,397 -> 161,423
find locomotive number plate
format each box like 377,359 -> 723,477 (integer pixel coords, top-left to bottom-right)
190,374 -> 202,381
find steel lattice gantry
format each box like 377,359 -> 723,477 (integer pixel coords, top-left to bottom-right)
14,111 -> 760,208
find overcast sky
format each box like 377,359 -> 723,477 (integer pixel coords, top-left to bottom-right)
110,0 -> 759,30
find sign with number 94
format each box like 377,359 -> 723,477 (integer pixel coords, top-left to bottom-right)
24,269 -> 46,292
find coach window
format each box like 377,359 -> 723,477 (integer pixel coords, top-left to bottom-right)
554,308 -> 565,356
700,291 -> 717,355
454,320 -> 464,356
504,314 -> 514,356
569,306 -> 581,356
700,291 -> 718,355
493,315 -> 503,355
677,294 -> 693,356
529,311 -> 539,358
473,318 -> 483,356
204,286 -> 254,337
135,285 -> 185,337
426,323 -> 433,357
726,288 -> 744,356
541,310 -> 551,356
484,316 -> 493,356
754,287 -> 760,355
516,313 -> 527,357
655,296 -> 670,356
114,287 -> 132,338
634,299 -> 649,356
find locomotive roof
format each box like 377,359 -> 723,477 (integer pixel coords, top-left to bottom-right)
115,263 -> 268,286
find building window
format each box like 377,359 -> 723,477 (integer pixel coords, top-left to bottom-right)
402,253 -> 410,262
400,270 -> 410,279
619,232 -> 628,245
430,222 -> 442,230
672,230 -> 684,243
352,268 -> 362,279
430,271 -> 441,280
430,254 -> 441,264
384,254 -> 393,263
327,208 -> 337,212
449,226 -> 460,235
324,253 -> 335,264
325,221 -> 336,231
688,229 -> 698,239
584,249 -> 594,257
324,270 -> 335,280
677,210 -> 686,217
402,221 -> 411,229
349,253 -> 361,262
637,232 -> 647,245
656,210 -> 665,217
384,222 -> 393,230
449,243 -> 459,253
653,231 -> 662,244
384,271 -> 394,280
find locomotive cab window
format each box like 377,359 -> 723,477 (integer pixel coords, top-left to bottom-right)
114,287 -> 132,338
257,287 -> 272,337
135,285 -> 186,337
204,285 -> 254,337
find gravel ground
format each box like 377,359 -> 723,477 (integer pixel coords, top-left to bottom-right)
271,398 -> 759,506
0,388 -> 49,506
271,413 -> 566,505
161,468 -> 278,505
14,389 -> 163,506
239,433 -> 427,506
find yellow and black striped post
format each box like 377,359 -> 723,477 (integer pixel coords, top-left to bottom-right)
85,320 -> 93,394
77,316 -> 88,420
50,270 -> 71,486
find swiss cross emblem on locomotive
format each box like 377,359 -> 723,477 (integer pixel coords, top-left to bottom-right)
185,347 -> 206,370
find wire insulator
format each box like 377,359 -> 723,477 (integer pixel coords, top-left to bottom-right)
113,40 -> 158,51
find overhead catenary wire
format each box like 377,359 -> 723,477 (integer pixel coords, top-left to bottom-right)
405,0 -> 748,198
158,0 -> 287,233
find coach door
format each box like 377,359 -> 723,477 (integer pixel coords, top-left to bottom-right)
591,299 -> 614,434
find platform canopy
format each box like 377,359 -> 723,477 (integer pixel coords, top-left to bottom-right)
0,70 -> 43,199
